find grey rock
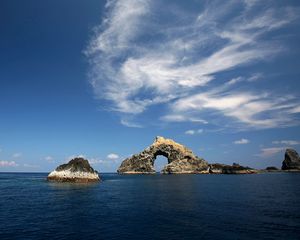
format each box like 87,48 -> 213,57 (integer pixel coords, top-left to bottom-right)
265,166 -> 279,171
282,148 -> 300,170
47,157 -> 100,182
209,163 -> 257,174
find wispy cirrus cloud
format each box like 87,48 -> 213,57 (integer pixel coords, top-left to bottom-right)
86,0 -> 300,130
272,140 -> 300,145
256,147 -> 286,158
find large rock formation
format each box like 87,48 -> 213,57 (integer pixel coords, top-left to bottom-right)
47,157 -> 100,182
209,163 -> 257,174
282,149 -> 300,171
118,136 -> 209,174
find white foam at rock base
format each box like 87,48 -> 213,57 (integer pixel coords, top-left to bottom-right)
48,170 -> 100,180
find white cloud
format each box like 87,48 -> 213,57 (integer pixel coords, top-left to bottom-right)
12,153 -> 22,158
89,158 -> 104,164
243,0 -> 260,9
161,115 -> 208,124
169,89 -> 299,129
256,147 -> 286,158
234,138 -> 250,144
289,106 -> 300,114
248,73 -> 263,82
107,153 -> 119,159
185,129 -> 203,135
272,140 -> 300,145
185,130 -> 195,135
45,156 -> 54,162
0,161 -> 18,167
63,154 -> 118,167
120,118 -> 143,128
227,77 -> 244,85
86,0 -> 300,130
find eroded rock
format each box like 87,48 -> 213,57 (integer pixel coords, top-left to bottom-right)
47,157 -> 100,182
282,148 -> 300,171
117,136 -> 208,174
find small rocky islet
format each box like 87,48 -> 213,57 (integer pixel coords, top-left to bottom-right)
47,157 -> 100,183
47,136 -> 300,182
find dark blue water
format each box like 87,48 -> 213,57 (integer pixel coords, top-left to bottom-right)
0,173 -> 300,240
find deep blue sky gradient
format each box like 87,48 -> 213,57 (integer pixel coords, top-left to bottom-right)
1,0 -> 300,172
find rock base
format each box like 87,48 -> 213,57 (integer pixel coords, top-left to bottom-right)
47,170 -> 100,182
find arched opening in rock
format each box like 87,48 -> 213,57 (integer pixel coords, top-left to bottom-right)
154,155 -> 169,173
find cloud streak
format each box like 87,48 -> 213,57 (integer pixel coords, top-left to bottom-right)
234,139 -> 250,144
107,153 -> 119,160
272,140 -> 300,145
256,147 -> 286,158
185,129 -> 203,135
86,0 -> 299,130
0,161 -> 18,167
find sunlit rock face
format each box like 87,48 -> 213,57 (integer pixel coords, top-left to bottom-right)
282,149 -> 300,171
117,136 -> 209,174
47,158 -> 100,182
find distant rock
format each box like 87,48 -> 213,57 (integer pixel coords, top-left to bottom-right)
265,166 -> 279,171
209,163 -> 257,174
47,157 -> 100,182
282,149 -> 300,171
118,136 -> 208,174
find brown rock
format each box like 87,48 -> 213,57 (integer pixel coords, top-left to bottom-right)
117,136 -> 208,174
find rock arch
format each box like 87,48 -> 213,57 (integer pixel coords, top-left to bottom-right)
117,136 -> 208,174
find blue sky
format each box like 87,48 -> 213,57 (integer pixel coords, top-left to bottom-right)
1,0 -> 300,172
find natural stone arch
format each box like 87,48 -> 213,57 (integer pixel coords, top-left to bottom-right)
117,136 -> 208,174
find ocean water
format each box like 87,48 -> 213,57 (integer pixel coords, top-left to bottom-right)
0,173 -> 300,240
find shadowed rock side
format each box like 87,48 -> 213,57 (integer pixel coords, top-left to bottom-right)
209,163 -> 257,174
118,136 -> 208,174
47,157 -> 100,182
282,148 -> 300,171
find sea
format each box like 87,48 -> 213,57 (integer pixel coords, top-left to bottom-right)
0,172 -> 300,240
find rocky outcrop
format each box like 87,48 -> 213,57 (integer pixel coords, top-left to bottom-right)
117,136 -> 208,174
282,148 -> 300,171
265,166 -> 279,171
209,163 -> 257,174
47,158 -> 100,182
